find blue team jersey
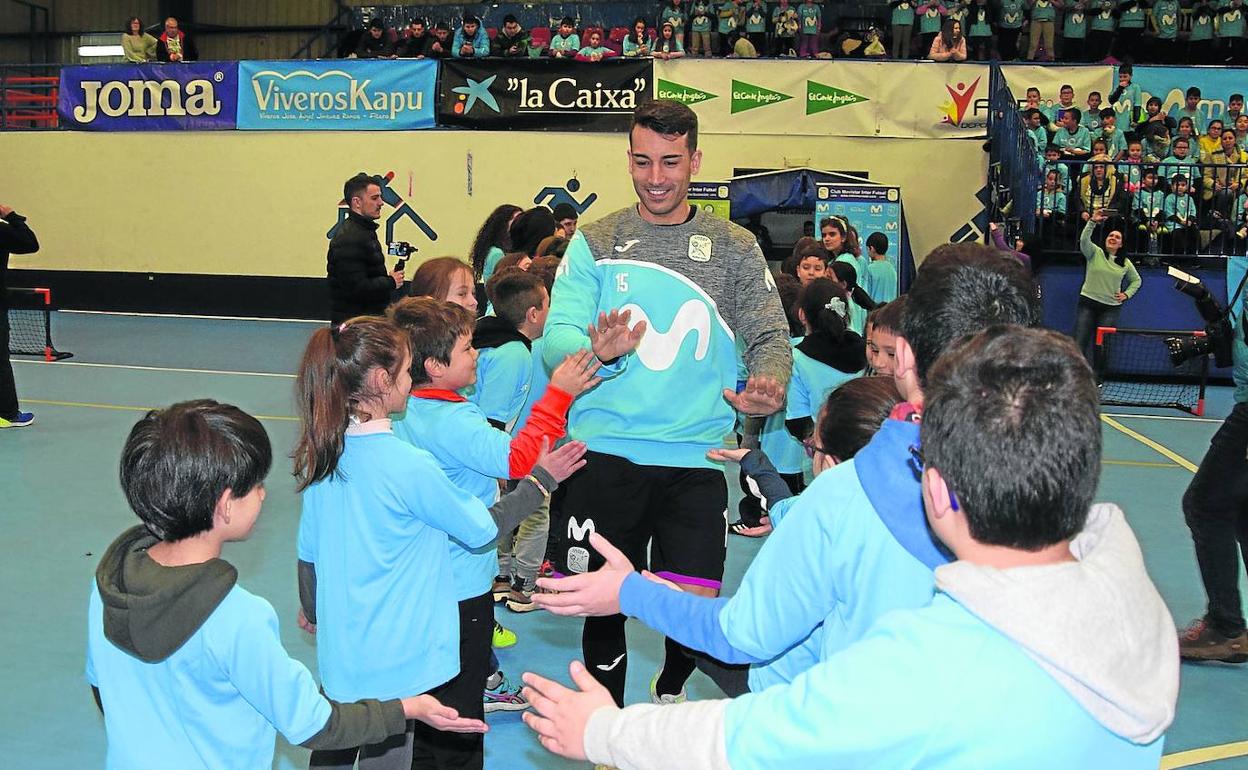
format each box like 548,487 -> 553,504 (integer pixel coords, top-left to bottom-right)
466,340 -> 532,427
758,337 -> 808,475
87,584 -> 331,770
864,259 -> 899,303
297,428 -> 496,699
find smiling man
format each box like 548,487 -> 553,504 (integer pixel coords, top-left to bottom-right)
541,99 -> 792,708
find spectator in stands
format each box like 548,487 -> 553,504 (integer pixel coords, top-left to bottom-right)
454,15 -> 490,58
1164,136 -> 1199,187
327,173 -> 404,326
0,202 -> 38,429
1132,168 -> 1167,252
1024,109 -> 1047,162
743,0 -> 769,53
575,29 -> 618,60
1188,1 -> 1216,62
1044,84 -> 1077,129
1134,97 -> 1176,161
1151,0 -> 1180,62
1072,209 -> 1140,361
397,18 -> 430,58
156,17 -> 197,62
426,22 -> 453,58
1043,144 -> 1070,192
354,18 -> 395,58
550,18 -> 581,57
1082,91 -> 1103,131
965,0 -> 993,60
771,0 -> 800,54
492,15 -> 531,57
652,22 -> 687,57
1173,88 -> 1207,133
1090,137 -> 1109,162
916,0 -> 949,57
717,0 -> 742,55
1026,0 -> 1057,59
1087,0 -> 1116,61
1165,175 -> 1198,254
1199,118 -> 1225,161
797,0 -> 822,57
1236,115 -> 1248,154
623,17 -> 652,56
1077,156 -> 1126,223
1038,168 -> 1069,232
122,17 -> 157,63
1114,0 -> 1147,60
1062,0 -> 1089,61
729,29 -> 761,56
689,0 -> 715,55
996,0 -> 1025,58
1056,108 -> 1092,164
1216,0 -> 1245,63
661,0 -> 687,42
929,19 -> 967,59
1176,116 -> 1197,147
1203,128 -> 1247,234
1229,93 -> 1245,126
1118,139 -> 1145,193
890,0 -> 917,58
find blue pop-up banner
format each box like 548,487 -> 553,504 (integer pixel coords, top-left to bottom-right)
58,62 -> 238,131
237,59 -> 437,130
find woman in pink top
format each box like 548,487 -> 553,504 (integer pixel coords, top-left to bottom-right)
929,19 -> 967,60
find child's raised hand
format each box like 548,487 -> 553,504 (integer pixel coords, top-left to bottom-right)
707,447 -> 750,464
401,694 -> 489,734
550,348 -> 604,396
521,661 -> 616,761
535,438 -> 588,483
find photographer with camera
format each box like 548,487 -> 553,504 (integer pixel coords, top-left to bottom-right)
1178,270 -> 1248,664
327,173 -> 405,325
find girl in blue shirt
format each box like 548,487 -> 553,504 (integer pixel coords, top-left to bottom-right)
293,318 -> 498,769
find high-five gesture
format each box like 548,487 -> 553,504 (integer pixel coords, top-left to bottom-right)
533,532 -> 635,616
723,375 -> 786,417
522,661 -> 616,762
550,349 -> 604,397
587,309 -> 646,363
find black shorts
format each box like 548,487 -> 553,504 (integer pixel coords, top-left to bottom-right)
551,450 -> 729,589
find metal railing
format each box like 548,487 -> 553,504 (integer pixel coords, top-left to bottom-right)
987,61 -> 1043,235
0,63 -> 58,129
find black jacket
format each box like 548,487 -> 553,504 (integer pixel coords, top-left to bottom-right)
327,211 -> 392,324
0,211 -> 39,306
396,34 -> 430,58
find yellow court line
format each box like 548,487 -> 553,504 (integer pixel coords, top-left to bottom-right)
1100,415 -> 1199,474
1103,459 -> 1183,469
1161,740 -> 1248,769
23,399 -> 298,422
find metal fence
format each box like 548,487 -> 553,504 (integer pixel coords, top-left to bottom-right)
0,63 -> 58,129
987,61 -> 1042,237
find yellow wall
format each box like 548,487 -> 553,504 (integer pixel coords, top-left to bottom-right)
0,131 -> 986,277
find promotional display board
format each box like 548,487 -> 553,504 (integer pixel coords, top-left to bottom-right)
1116,65 -> 1245,126
438,59 -> 651,131
58,62 -> 238,131
814,183 -> 903,294
688,181 -> 732,219
236,59 -> 436,130
998,65 -> 1114,112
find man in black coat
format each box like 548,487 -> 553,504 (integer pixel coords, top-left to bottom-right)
0,203 -> 39,428
327,173 -> 404,324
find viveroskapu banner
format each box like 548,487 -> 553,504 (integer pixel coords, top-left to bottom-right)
58,62 -> 238,131
237,59 -> 436,130
438,59 -> 651,131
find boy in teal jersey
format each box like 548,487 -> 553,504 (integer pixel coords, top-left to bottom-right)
772,0 -> 800,54
660,0 -> 687,40
1063,0 -> 1089,60
1217,0 -> 1246,62
1165,175 -> 1198,253
1043,144 -> 1071,191
1056,108 -> 1092,164
88,401 -> 487,770
1172,87 -> 1207,134
1132,168 -> 1167,252
1162,136 -> 1199,186
1151,0 -> 1181,61
1082,90 -> 1102,131
1118,139 -> 1145,192
1100,108 -> 1128,159
549,17 -> 580,57
864,232 -> 898,303
690,0 -> 714,54
468,269 -> 547,430
1088,0 -> 1116,59
998,0 -> 1026,58
525,292 -> 1177,770
797,0 -> 822,57
1026,0 -> 1058,59
1189,1 -> 1216,62
717,0 -> 742,54
1044,83 -> 1078,129
1114,0 -> 1146,58
743,0 -> 768,52
916,0 -> 949,55
891,0 -> 918,57
1038,169 -> 1069,222
542,100 -> 792,707
966,0 -> 992,59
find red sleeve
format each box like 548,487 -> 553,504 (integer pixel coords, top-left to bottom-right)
508,386 -> 574,478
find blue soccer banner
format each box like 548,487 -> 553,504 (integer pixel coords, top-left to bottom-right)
815,184 -> 903,263
58,62 -> 238,131
1116,65 -> 1245,127
237,59 -> 436,130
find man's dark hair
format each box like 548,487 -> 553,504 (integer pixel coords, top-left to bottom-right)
1232,92 -> 1244,103
120,400 -> 272,542
922,326 -> 1098,550
486,267 -> 547,328
463,15 -> 480,26
1089,90 -> 1101,99
552,202 -> 579,222
503,14 -> 518,24
631,99 -> 699,152
866,231 -> 888,256
900,243 -> 1041,384
343,172 -> 379,205
387,296 -> 474,385
560,16 -> 576,27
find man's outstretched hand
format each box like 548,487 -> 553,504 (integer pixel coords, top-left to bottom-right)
532,532 -> 634,616
724,375 -> 786,417
587,309 -> 646,363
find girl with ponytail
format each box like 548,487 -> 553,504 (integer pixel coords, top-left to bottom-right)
293,316 -> 498,768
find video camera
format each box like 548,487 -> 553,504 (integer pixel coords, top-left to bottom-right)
388,241 -> 416,259
1164,267 -> 1238,369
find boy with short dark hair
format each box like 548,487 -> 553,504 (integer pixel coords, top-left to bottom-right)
88,400 -> 485,769
472,268 -> 550,430
453,15 -> 489,57
865,295 -> 905,376
550,17 -> 581,57
1174,87 -> 1207,133
524,327 -> 1178,770
863,232 -> 897,303
1100,108 -> 1128,160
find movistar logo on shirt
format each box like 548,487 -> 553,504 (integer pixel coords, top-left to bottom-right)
621,300 -> 712,372
731,80 -> 792,114
656,79 -> 717,106
806,81 -> 868,115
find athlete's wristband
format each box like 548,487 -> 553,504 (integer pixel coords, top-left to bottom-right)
526,474 -> 551,498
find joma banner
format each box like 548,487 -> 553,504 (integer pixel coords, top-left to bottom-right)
438,59 -> 652,131
59,62 -> 238,131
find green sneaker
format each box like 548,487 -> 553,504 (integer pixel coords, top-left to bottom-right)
649,669 -> 687,705
492,620 -> 517,649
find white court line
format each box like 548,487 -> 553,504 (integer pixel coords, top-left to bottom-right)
12,359 -> 296,379
1102,412 -> 1223,424
63,309 -> 327,324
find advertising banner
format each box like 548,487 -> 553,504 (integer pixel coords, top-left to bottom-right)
58,62 -> 238,131
438,59 -> 651,131
236,59 -> 436,130
815,183 -> 903,295
688,181 -> 732,219
873,62 -> 991,139
1116,65 -> 1245,127
999,64 -> 1114,112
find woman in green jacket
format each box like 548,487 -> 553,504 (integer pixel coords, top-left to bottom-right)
1072,209 -> 1142,361
122,16 -> 157,63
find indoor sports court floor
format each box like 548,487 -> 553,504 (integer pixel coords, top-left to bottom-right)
2,311 -> 1246,769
